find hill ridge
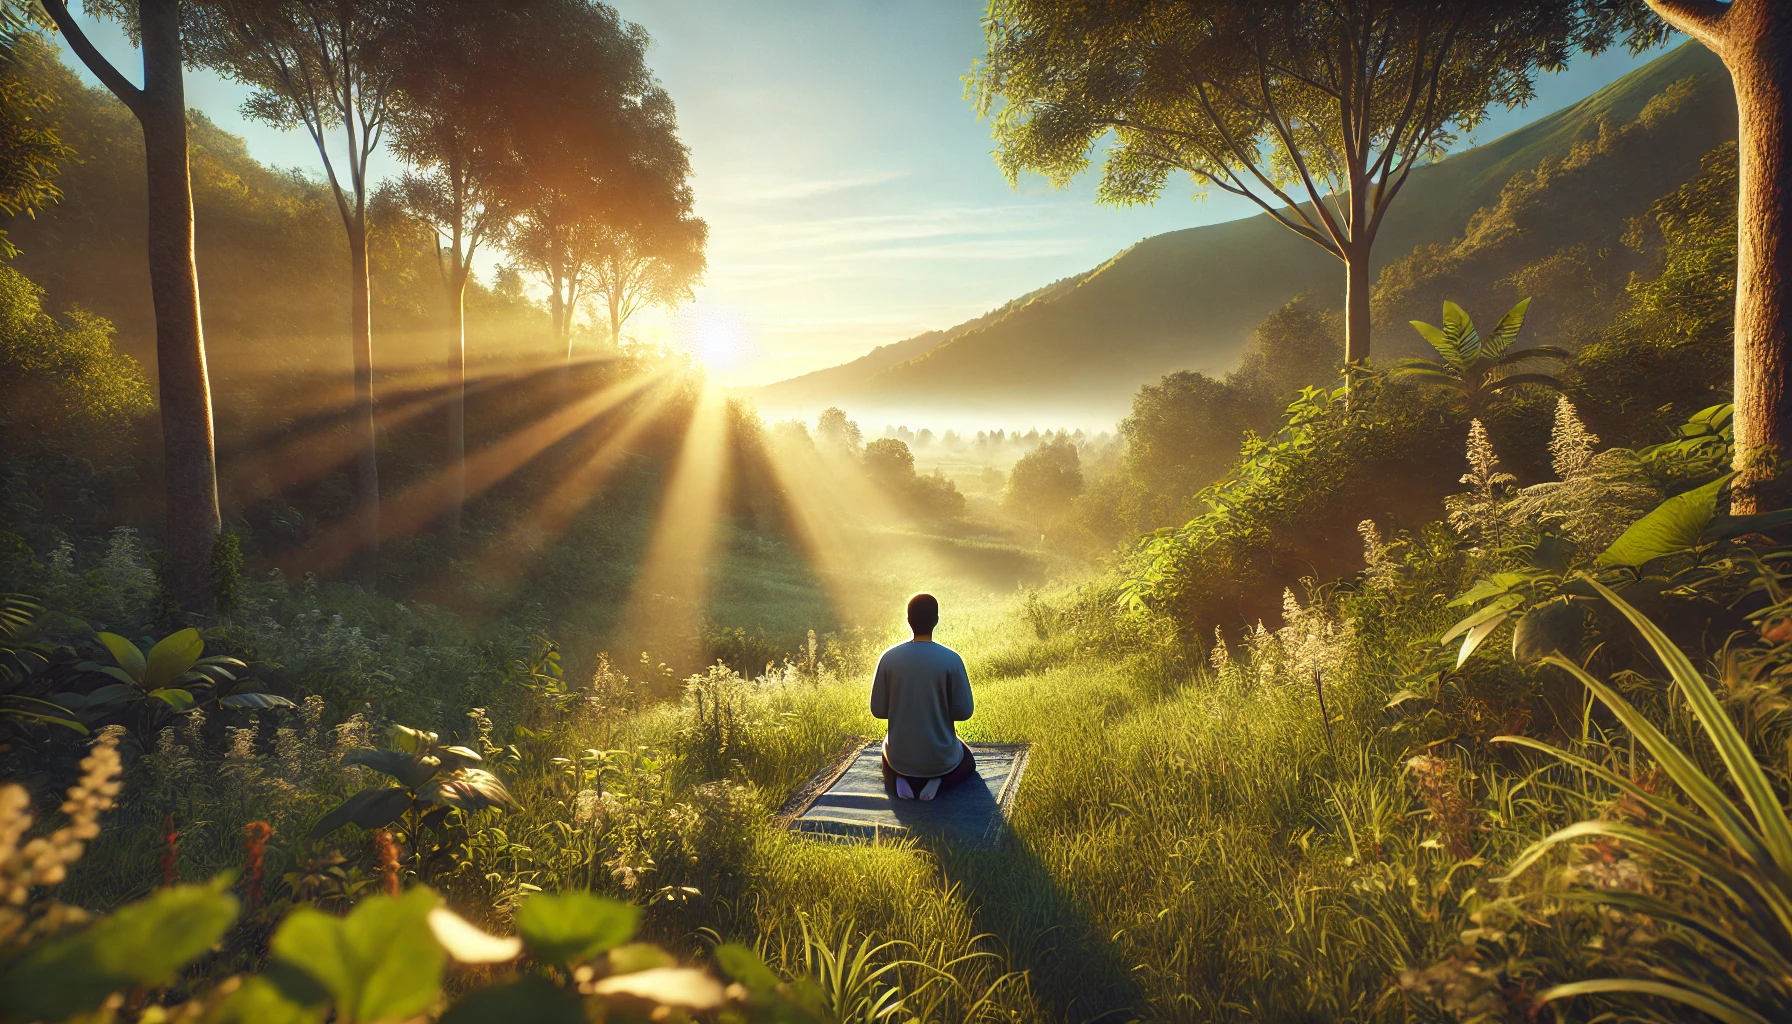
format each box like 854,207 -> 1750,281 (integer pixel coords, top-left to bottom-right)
753,41 -> 1732,425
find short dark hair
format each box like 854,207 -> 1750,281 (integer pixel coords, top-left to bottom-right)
907,593 -> 939,633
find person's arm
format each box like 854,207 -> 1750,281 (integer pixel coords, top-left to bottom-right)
870,656 -> 890,720
949,655 -> 973,722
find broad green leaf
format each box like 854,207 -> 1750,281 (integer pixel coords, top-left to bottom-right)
419,769 -> 515,812
203,975 -> 328,1024
309,787 -> 413,840
271,887 -> 444,1024
1457,612 -> 1508,668
607,943 -> 674,974
142,629 -> 204,689
1596,475 -> 1728,568
96,632 -> 145,680
78,682 -> 137,707
1511,600 -> 1582,664
342,748 -> 438,788
1446,574 -> 1528,608
151,687 -> 196,710
439,977 -> 583,1024
77,664 -> 141,689
391,725 -> 436,754
715,943 -> 781,991
1439,594 -> 1521,645
0,881 -> 238,1021
515,891 -> 640,966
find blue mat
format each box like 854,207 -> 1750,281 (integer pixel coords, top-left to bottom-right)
775,740 -> 1031,846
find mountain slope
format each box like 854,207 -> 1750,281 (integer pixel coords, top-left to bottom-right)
758,41 -> 1733,423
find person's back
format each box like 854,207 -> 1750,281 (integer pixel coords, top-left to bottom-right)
871,593 -> 975,800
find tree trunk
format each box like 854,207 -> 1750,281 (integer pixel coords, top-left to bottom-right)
442,265 -> 467,544
347,216 -> 380,589
550,271 -> 568,360
1343,244 -> 1372,366
1726,1 -> 1792,514
609,292 -> 621,349
139,0 -> 220,615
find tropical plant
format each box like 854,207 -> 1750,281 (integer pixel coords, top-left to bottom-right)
58,627 -> 283,724
1493,579 -> 1792,1023
0,593 -> 82,734
1389,298 -> 1568,412
311,724 -> 516,853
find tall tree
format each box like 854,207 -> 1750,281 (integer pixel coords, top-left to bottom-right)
190,0 -> 399,589
507,197 -> 596,357
582,192 -> 706,350
502,0 -> 690,362
973,0 -> 1653,366
1643,1 -> 1792,514
41,0 -> 221,613
387,0 -> 534,544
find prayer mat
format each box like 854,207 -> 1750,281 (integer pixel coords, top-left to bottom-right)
774,739 -> 1031,846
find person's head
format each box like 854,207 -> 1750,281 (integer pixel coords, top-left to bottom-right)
907,593 -> 939,637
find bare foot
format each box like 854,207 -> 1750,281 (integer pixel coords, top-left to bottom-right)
895,777 -> 915,800
919,778 -> 941,801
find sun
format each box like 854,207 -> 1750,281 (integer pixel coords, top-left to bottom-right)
675,305 -> 750,372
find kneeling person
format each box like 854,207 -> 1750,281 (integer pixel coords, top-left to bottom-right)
871,593 -> 976,801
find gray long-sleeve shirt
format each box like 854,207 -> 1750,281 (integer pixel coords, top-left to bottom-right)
870,640 -> 973,778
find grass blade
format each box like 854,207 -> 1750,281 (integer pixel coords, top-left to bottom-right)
1589,578 -> 1792,872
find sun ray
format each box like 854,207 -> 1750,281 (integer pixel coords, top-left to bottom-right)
615,379 -> 733,673
281,370 -> 661,575
455,379 -> 679,593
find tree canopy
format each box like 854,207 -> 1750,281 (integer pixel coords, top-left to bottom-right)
972,0 -> 1667,363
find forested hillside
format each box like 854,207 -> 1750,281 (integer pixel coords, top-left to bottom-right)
758,41 -> 1734,421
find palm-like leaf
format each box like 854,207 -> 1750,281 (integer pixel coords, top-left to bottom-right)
1407,320 -> 1467,370
1442,300 -> 1480,360
1490,344 -> 1570,367
1480,297 -> 1531,357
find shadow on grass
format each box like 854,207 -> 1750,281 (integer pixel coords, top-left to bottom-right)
926,829 -> 1142,1024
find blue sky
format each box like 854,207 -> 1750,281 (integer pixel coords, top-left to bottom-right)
55,2 -> 1671,386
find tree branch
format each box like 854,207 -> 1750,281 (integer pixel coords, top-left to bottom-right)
41,0 -> 143,117
1643,0 -> 1731,50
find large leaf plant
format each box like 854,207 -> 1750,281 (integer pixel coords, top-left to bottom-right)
55,628 -> 290,730
313,725 -> 517,875
1390,298 -> 1567,413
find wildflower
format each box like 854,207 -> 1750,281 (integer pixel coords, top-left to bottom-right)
1549,396 -> 1599,479
180,707 -> 207,753
2,734 -> 125,898
1762,617 -> 1792,644
1445,420 -> 1517,547
243,821 -> 273,910
1405,755 -> 1479,859
572,789 -> 607,829
1208,627 -> 1230,671
160,814 -> 181,887
374,829 -> 400,896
